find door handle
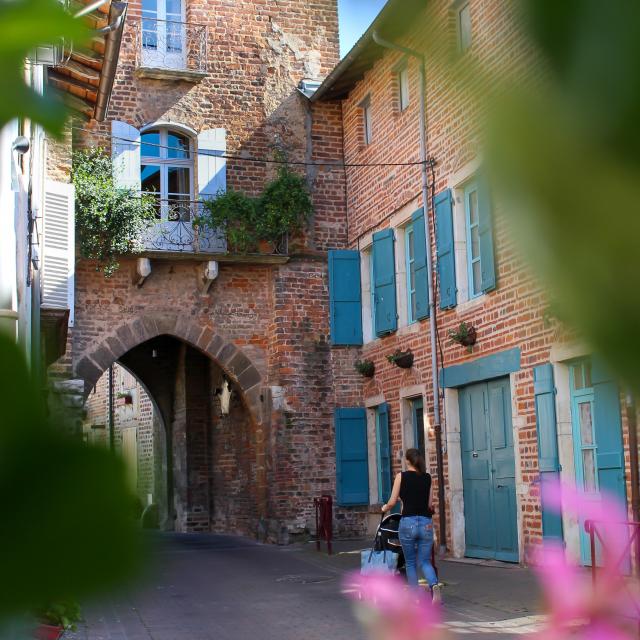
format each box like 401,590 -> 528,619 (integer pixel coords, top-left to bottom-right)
497,484 -> 506,489
472,452 -> 479,458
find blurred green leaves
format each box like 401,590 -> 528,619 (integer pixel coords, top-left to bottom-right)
487,0 -> 640,392
0,334 -> 144,620
0,0 -> 88,135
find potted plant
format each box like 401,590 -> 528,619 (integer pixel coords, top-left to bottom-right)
354,359 -> 375,378
386,349 -> 414,369
34,600 -> 82,639
448,321 -> 477,352
115,391 -> 133,406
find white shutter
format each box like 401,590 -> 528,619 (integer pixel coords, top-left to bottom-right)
111,120 -> 141,190
197,128 -> 226,199
41,180 -> 75,326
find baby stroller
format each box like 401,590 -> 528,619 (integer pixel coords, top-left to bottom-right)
372,513 -> 438,580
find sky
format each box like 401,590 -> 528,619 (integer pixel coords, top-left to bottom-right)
338,0 -> 388,58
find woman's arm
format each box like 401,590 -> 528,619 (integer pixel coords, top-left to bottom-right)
428,475 -> 433,514
381,473 -> 402,513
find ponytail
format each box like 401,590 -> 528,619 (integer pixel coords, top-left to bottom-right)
405,448 -> 426,474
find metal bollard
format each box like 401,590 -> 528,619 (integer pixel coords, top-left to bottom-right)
314,495 -> 333,555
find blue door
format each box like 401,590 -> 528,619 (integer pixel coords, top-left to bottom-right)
459,377 -> 518,562
570,359 -> 628,566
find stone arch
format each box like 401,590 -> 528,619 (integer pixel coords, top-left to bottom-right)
74,314 -> 264,424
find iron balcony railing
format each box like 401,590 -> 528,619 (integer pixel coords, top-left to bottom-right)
141,199 -> 288,256
135,18 -> 207,74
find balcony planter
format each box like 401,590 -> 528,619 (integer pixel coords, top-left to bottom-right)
33,624 -> 64,640
449,321 -> 477,353
354,359 -> 375,378
116,392 -> 133,406
386,349 -> 414,369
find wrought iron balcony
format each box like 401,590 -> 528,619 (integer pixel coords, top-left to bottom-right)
141,199 -> 288,257
134,18 -> 207,76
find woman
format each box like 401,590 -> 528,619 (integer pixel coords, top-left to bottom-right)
381,448 -> 441,603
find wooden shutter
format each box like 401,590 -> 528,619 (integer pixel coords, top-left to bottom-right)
434,189 -> 457,308
328,250 -> 363,345
41,180 -> 75,326
335,408 -> 369,506
372,228 -> 397,335
477,176 -> 496,292
197,128 -> 226,199
411,208 -> 430,320
534,363 -> 563,541
111,121 -> 141,190
592,360 -> 627,504
376,403 -> 392,503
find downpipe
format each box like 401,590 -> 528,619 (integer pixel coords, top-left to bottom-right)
372,31 -> 446,555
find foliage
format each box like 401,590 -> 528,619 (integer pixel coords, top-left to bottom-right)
73,148 -> 156,277
354,359 -> 375,377
198,164 -> 313,253
0,334 -> 145,622
37,599 -> 82,630
385,350 -> 414,368
447,322 -> 477,352
0,0 -> 88,135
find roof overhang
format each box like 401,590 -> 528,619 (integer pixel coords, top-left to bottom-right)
311,0 -> 427,102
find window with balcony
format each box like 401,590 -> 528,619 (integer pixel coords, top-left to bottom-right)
138,0 -> 207,76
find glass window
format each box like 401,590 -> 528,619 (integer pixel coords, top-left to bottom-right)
579,402 -> 594,445
458,2 -> 472,53
142,0 -> 158,49
465,182 -> 482,297
405,223 -> 417,323
363,102 -> 372,145
141,130 -> 160,157
398,66 -> 409,111
582,449 -> 597,492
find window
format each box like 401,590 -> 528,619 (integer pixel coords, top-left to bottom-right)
360,96 -> 372,145
410,397 -> 425,461
464,181 -> 482,298
140,127 -> 193,222
405,221 -> 417,323
398,66 -> 410,111
458,2 -> 472,53
141,0 -> 186,69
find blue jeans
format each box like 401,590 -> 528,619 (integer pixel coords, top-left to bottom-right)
398,516 -> 438,588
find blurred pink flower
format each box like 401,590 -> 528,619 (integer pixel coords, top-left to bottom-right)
344,572 -> 444,640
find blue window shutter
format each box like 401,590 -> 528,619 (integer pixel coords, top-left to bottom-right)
477,176 -> 496,292
376,403 -> 392,502
434,189 -> 457,308
411,208 -> 430,320
592,360 -> 627,505
372,228 -> 397,335
534,363 -> 563,541
328,250 -> 363,345
335,408 -> 369,506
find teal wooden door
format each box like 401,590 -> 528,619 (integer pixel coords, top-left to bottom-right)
459,377 -> 518,562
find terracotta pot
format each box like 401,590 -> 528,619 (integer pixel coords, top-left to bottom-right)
33,623 -> 64,640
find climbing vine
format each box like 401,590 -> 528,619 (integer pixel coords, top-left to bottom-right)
72,148 -> 156,277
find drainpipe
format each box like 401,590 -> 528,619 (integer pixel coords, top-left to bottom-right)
625,393 -> 640,573
108,364 -> 115,452
372,31 -> 446,554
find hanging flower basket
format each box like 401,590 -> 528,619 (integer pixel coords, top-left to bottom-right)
386,349 -> 414,369
354,359 -> 375,378
449,321 -> 477,352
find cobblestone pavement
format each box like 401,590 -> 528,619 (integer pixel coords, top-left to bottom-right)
67,534 -> 543,640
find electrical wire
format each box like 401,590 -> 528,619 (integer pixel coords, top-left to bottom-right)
70,125 -> 431,169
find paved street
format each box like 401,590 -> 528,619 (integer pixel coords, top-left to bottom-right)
70,534 -> 543,640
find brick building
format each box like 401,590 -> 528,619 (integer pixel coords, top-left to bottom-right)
314,0 -> 637,566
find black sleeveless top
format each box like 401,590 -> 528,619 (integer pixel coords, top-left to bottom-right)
399,471 -> 432,517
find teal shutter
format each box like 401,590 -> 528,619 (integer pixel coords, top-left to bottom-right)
411,208 -> 430,320
477,176 -> 496,292
376,403 -> 392,502
372,229 -> 397,335
335,408 -> 369,506
592,360 -> 627,505
434,190 -> 457,308
534,363 -> 563,541
328,250 -> 363,345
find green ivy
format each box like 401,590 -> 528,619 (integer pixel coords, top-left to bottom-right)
72,148 -> 156,277
197,164 -> 313,253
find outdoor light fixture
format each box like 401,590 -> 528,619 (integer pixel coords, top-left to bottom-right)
12,136 -> 30,155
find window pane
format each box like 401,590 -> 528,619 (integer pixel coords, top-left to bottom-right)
140,164 -> 161,192
167,166 -> 190,194
579,402 -> 593,445
166,0 -> 181,16
459,3 -> 472,53
364,104 -> 372,144
167,132 -> 189,159
399,68 -> 409,110
472,260 -> 481,295
141,0 -> 157,48
582,449 -> 597,493
470,224 -> 480,259
468,189 -> 478,225
407,228 -> 414,261
141,131 -> 160,157
584,360 -> 592,388
573,364 -> 584,390
166,21 -> 183,53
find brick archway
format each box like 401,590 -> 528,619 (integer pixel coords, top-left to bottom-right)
74,314 -> 264,424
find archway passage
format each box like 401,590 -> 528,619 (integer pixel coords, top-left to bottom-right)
81,333 -> 265,535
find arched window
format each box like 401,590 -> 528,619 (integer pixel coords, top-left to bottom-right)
140,127 -> 193,222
